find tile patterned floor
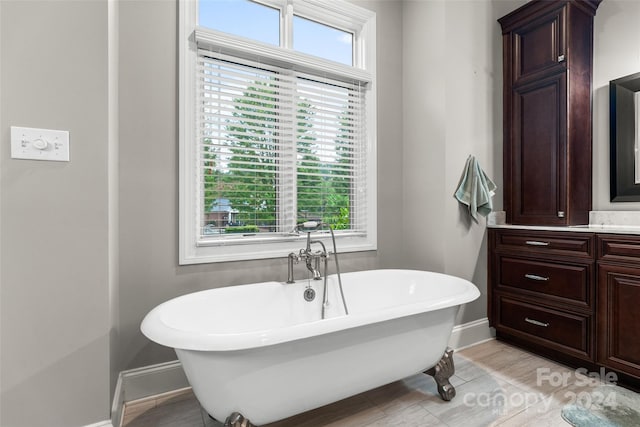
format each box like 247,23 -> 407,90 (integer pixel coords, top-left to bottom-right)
122,339 -> 610,427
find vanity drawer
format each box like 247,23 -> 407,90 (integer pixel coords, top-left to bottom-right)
496,296 -> 591,359
493,229 -> 594,258
598,234 -> 640,265
498,256 -> 590,307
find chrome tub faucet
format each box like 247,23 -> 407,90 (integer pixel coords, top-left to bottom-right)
286,231 -> 327,283
285,221 -> 349,318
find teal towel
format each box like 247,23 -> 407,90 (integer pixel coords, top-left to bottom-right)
454,156 -> 497,221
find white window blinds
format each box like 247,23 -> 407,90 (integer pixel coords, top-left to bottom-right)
197,51 -> 367,240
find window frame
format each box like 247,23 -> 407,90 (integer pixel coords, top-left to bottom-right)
179,0 -> 377,264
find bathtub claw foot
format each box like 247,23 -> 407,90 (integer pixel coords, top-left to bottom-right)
425,347 -> 456,401
224,412 -> 257,427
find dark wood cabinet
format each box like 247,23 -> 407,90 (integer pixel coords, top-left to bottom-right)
488,228 -> 596,363
509,4 -> 566,85
499,0 -> 600,225
498,256 -> 591,307
489,228 -> 640,387
495,295 -> 592,360
511,72 -> 568,225
597,236 -> 640,379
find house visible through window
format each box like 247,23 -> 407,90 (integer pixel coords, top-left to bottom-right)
180,0 -> 376,263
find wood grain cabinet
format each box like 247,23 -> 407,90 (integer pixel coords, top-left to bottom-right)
508,4 -> 567,84
489,229 -> 640,386
597,235 -> 640,379
499,0 -> 601,225
488,229 -> 596,363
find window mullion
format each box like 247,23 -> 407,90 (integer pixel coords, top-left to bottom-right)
355,81 -> 366,231
278,69 -> 297,233
282,0 -> 294,49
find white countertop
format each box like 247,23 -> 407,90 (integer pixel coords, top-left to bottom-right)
487,223 -> 640,235
486,211 -> 640,235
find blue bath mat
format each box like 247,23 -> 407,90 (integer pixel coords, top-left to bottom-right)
561,385 -> 640,427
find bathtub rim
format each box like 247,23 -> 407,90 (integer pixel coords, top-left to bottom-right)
141,269 -> 480,352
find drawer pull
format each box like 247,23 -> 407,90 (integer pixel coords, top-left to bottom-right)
525,317 -> 550,327
525,240 -> 550,246
525,273 -> 549,282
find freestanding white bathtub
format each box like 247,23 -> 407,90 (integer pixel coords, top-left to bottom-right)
141,269 -> 480,425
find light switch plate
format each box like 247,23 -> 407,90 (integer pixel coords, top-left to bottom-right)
10,126 -> 70,162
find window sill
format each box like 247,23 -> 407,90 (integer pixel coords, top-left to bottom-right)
180,234 -> 376,265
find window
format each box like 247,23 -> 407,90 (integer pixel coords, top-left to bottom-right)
180,0 -> 376,264
293,15 -> 353,66
198,0 -> 280,46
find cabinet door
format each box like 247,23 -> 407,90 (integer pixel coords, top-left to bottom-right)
511,5 -> 566,84
509,72 -> 567,225
597,264 -> 640,379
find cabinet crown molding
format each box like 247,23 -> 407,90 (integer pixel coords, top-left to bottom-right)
499,0 -> 602,34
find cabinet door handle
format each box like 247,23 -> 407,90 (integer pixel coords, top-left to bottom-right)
525,317 -> 550,327
558,54 -> 565,62
525,274 -> 549,282
525,240 -> 550,246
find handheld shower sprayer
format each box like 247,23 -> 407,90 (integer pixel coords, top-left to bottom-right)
291,220 -> 322,233
288,220 -> 349,316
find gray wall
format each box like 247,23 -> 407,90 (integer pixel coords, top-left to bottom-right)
593,0 -> 640,210
400,0 -> 526,324
3,1 -> 640,426
0,1 -> 112,426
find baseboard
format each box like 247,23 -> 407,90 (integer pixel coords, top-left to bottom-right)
83,421 -> 114,427
111,360 -> 189,427
448,317 -> 494,350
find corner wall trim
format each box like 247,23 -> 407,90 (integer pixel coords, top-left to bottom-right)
448,317 -> 493,350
